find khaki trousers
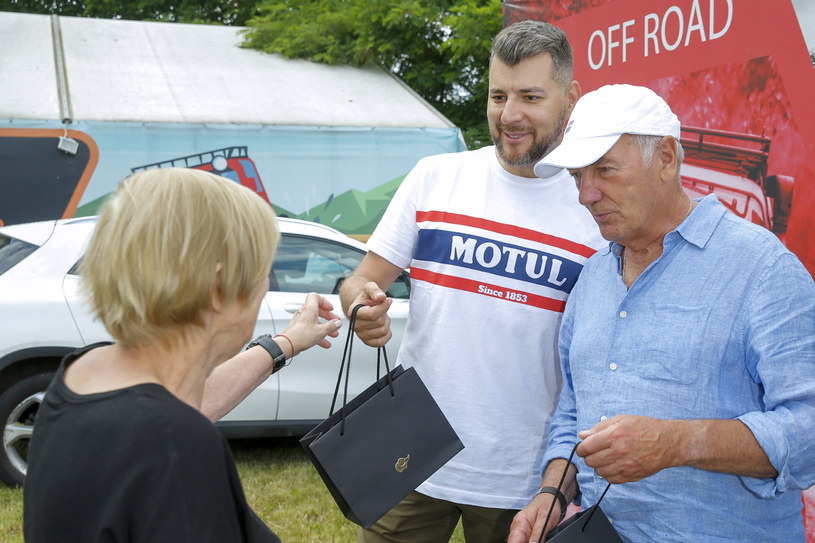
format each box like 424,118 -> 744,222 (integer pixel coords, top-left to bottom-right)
357,491 -> 519,543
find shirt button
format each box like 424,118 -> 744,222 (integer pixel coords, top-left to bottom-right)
619,310 -> 627,318
610,362 -> 618,371
600,415 -> 608,421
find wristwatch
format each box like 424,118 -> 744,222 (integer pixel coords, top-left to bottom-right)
536,486 -> 568,522
246,334 -> 287,373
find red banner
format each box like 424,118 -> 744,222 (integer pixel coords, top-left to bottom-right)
504,0 -> 815,278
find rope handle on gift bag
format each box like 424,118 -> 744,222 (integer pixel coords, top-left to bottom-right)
329,304 -> 394,436
537,442 -> 612,543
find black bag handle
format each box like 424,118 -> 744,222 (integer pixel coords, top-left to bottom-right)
329,304 -> 394,435
538,442 -> 612,543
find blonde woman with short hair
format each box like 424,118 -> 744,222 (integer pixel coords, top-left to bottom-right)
23,168 -> 342,543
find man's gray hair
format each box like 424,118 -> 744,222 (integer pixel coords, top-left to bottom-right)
490,20 -> 574,90
634,134 -> 685,167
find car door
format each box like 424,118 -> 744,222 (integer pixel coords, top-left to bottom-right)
232,233 -> 409,426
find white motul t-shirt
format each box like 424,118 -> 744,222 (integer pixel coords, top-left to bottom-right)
367,146 -> 606,509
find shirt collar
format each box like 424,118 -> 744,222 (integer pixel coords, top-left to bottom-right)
673,193 -> 726,249
607,193 -> 725,256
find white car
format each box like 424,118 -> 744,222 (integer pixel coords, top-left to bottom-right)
0,216 -> 410,487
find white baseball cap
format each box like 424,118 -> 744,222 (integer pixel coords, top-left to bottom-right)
534,84 -> 680,178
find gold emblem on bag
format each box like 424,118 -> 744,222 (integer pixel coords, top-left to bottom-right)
395,455 -> 410,473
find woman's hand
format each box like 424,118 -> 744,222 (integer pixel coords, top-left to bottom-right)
280,292 -> 342,356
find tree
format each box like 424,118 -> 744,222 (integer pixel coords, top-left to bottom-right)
3,0 -> 258,25
241,0 -> 503,148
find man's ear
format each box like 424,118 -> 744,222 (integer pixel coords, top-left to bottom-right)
565,80 -> 581,117
657,136 -> 680,181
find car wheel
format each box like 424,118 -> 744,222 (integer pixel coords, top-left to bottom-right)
0,372 -> 54,487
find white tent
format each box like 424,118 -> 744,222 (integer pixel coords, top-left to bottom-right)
0,11 -> 455,128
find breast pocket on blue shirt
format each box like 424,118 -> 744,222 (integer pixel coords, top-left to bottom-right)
635,302 -> 712,385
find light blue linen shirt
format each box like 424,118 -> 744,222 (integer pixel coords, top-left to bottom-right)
544,194 -> 815,542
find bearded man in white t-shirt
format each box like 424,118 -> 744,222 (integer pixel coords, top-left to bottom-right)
339,20 -> 606,543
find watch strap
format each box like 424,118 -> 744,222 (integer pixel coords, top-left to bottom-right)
536,485 -> 568,522
247,334 -> 287,373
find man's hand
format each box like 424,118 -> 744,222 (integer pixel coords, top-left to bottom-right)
578,415 -> 777,480
508,492 -> 562,543
577,415 -> 680,484
509,459 -> 577,543
338,251 -> 403,348
346,282 -> 392,347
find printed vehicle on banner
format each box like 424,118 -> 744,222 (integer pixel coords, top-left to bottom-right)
679,126 -> 794,236
131,146 -> 270,203
0,216 -> 411,487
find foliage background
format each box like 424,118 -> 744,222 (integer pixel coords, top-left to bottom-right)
1,0 -> 257,24
240,0 -> 502,148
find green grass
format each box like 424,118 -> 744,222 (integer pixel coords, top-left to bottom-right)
0,484 -> 23,543
1,437 -> 465,542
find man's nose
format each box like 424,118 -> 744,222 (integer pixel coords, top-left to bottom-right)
500,97 -> 524,125
577,172 -> 602,206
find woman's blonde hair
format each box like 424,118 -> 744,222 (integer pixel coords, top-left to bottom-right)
81,168 -> 279,348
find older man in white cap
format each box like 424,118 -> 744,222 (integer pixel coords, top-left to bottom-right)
508,84 -> 815,543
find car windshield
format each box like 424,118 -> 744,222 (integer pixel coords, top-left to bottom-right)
0,234 -> 39,276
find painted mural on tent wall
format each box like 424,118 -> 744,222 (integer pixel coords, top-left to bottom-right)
0,124 -> 464,239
